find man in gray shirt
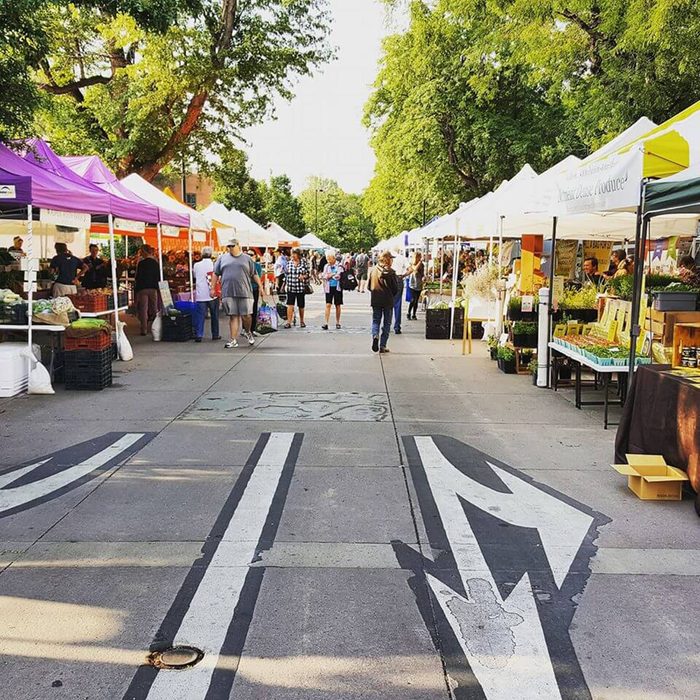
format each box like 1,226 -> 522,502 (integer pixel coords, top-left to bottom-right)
213,238 -> 265,348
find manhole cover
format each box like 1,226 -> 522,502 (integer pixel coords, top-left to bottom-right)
148,645 -> 204,670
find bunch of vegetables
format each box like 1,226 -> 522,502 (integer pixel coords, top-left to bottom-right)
559,286 -> 598,310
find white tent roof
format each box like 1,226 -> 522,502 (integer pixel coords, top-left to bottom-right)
298,232 -> 331,250
267,221 -> 300,245
120,174 -> 210,231
201,202 -> 277,247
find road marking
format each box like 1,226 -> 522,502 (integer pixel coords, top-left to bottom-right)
129,432 -> 301,700
0,434 -> 145,517
401,435 -> 608,700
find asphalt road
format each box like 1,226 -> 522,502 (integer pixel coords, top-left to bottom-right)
0,290 -> 698,700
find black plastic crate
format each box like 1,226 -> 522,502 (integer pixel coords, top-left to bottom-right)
162,313 -> 193,342
65,366 -> 112,390
64,346 -> 113,370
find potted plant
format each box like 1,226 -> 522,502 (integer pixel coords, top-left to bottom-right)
512,320 -> 538,348
486,335 -> 499,360
497,344 -> 517,374
528,357 -> 538,385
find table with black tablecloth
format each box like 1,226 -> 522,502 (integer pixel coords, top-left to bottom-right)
615,365 -> 700,494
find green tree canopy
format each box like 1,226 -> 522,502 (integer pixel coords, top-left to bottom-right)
9,0 -> 331,179
299,177 -> 377,251
209,145 -> 266,224
259,175 -> 306,237
368,0 -> 700,237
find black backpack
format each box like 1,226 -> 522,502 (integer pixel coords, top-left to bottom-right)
340,269 -> 358,291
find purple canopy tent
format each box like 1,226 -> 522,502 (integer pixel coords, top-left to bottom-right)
61,155 -> 191,284
0,142 -> 111,214
60,154 -> 189,229
22,140 -> 165,227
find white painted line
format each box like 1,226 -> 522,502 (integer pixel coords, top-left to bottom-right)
145,432 -> 295,700
415,437 -> 562,700
0,460 -> 50,489
0,435 -> 144,515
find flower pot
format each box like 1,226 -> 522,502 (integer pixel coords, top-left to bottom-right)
531,372 -> 538,385
490,347 -> 498,361
500,358 -> 516,374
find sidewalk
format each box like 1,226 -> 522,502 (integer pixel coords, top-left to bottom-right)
0,290 -> 698,699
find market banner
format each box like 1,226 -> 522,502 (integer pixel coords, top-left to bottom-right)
667,236 -> 679,260
555,240 -> 578,278
39,208 -> 91,230
556,148 -> 643,215
583,240 -> 613,269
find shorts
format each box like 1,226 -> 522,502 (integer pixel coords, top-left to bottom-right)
357,269 -> 368,281
286,292 -> 306,308
53,282 -> 77,297
325,288 -> 343,306
222,296 -> 253,316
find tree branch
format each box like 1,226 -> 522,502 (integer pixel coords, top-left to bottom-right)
556,7 -> 612,75
131,90 -> 210,180
438,116 -> 479,191
38,74 -> 112,97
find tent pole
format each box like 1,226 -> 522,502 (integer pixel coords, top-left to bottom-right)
498,216 -> 504,268
157,223 -> 164,281
26,205 -> 34,372
449,229 -> 460,341
546,216 -> 558,388
188,227 -> 194,302
108,214 -> 120,340
627,182 -> 648,393
488,235 -> 493,266
439,238 -> 444,294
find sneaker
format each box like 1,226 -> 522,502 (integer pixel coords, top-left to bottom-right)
372,336 -> 379,353
395,329 -> 402,335
321,324 -> 329,330
252,331 -> 261,337
379,347 -> 390,353
225,339 -> 238,348
246,332 -> 255,346
336,324 -> 342,330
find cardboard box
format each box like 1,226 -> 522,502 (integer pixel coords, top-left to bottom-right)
613,454 -> 688,501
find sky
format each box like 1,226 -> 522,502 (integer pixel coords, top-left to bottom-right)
243,0 -> 398,196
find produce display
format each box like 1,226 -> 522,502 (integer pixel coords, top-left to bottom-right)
552,335 -> 651,366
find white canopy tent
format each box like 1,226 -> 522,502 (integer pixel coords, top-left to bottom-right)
267,221 -> 300,246
120,174 -> 210,231
201,202 -> 277,248
298,232 -> 332,250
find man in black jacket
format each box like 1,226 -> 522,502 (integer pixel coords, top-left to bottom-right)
369,250 -> 400,354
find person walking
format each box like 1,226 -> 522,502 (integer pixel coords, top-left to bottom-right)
369,251 -> 399,354
192,246 -> 220,342
356,249 -> 369,293
212,239 -> 265,349
322,251 -> 343,330
274,249 -> 288,295
247,250 -> 263,335
406,251 -> 425,320
134,245 -> 160,336
284,249 -> 310,328
391,252 -> 408,334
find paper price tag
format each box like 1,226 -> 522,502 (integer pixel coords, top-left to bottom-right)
521,295 -> 534,313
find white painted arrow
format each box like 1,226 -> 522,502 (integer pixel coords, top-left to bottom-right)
0,434 -> 144,515
145,432 -> 296,700
415,437 -> 564,700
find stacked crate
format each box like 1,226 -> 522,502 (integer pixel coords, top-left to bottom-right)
64,332 -> 113,390
162,313 -> 193,342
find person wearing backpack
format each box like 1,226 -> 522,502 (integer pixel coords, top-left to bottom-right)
356,249 -> 369,293
369,251 -> 399,354
406,251 -> 425,320
322,252 -> 344,330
